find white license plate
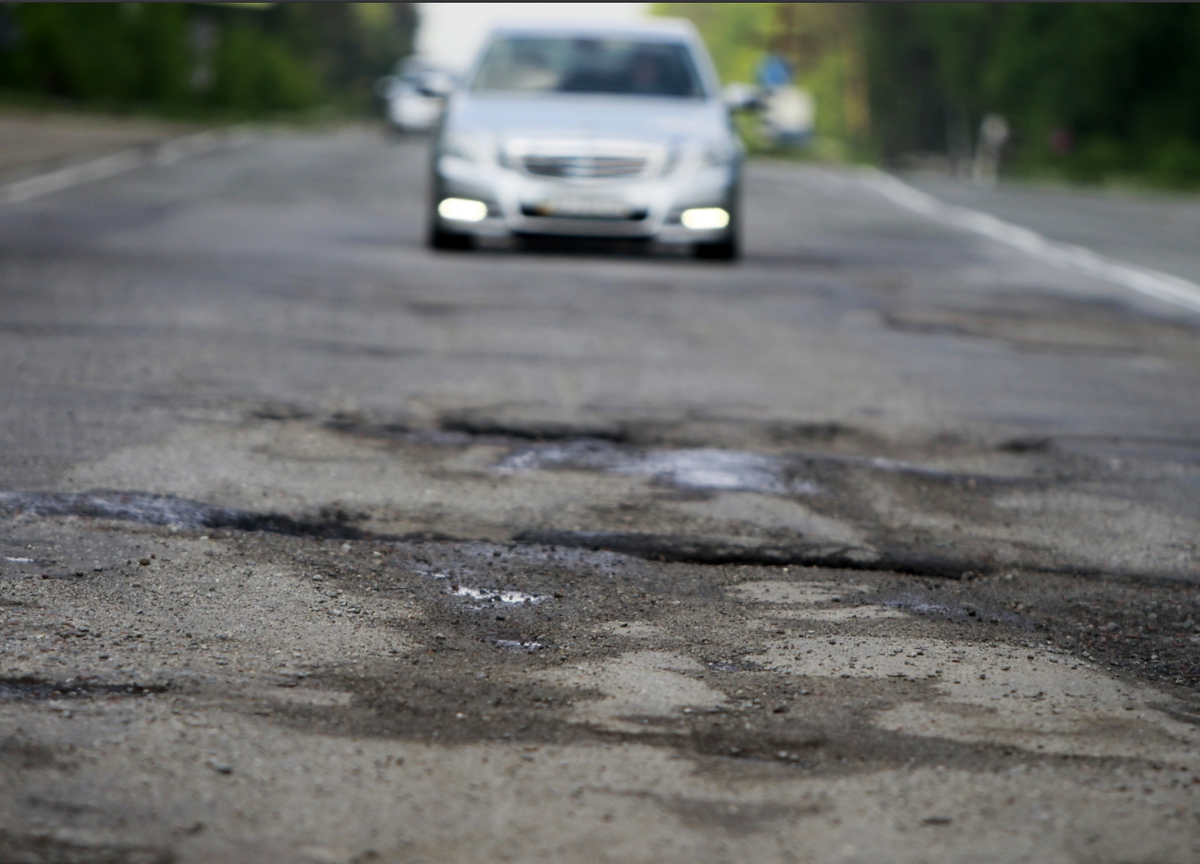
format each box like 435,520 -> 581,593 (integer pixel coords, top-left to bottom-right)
538,195 -> 630,218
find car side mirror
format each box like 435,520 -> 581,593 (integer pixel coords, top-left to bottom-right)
723,82 -> 761,112
416,71 -> 456,99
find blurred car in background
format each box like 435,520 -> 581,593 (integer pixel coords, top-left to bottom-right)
376,56 -> 449,134
426,19 -> 743,259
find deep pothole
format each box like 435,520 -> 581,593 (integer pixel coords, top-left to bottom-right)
0,676 -> 167,700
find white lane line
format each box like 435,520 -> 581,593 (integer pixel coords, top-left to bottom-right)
857,168 -> 1200,315
0,128 -> 252,206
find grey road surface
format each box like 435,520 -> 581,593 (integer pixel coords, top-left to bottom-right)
904,170 -> 1200,289
2,128 -> 1199,863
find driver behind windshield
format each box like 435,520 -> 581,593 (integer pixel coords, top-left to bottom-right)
473,37 -> 703,98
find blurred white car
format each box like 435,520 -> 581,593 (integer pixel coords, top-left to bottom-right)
427,19 -> 743,259
376,56 -> 447,133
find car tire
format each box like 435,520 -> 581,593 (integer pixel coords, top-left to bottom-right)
428,224 -> 474,251
693,236 -> 739,260
693,209 -> 740,260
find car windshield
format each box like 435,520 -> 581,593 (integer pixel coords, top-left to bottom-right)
471,37 -> 705,98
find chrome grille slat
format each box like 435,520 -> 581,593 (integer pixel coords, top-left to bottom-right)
522,155 -> 648,179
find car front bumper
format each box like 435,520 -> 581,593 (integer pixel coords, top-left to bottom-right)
432,155 -> 738,243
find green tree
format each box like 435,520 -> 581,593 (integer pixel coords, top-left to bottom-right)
866,3 -> 1200,186
657,3 -> 869,156
207,17 -> 321,115
0,3 -> 416,119
656,2 -> 776,84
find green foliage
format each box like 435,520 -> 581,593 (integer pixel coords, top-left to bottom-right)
1145,140 -> 1200,189
656,3 -> 869,160
208,19 -> 321,116
866,3 -> 1200,188
0,3 -> 416,120
861,3 -> 944,160
0,4 -> 191,107
654,3 -> 776,85
258,3 -> 415,114
662,3 -> 1200,186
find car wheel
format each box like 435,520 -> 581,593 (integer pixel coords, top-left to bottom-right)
693,210 -> 740,260
693,236 -> 739,260
427,224 -> 473,251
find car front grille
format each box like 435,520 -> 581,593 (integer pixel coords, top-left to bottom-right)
522,155 -> 648,179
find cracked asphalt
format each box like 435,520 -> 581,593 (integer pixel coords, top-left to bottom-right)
2,125 -> 1200,863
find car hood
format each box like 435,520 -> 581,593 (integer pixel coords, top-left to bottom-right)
445,93 -> 730,147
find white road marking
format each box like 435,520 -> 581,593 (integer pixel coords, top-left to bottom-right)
0,128 -> 253,205
858,168 -> 1200,315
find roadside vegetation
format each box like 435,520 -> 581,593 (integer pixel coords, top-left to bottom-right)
0,3 -> 414,122
659,3 -> 1200,190
5,3 -> 1200,191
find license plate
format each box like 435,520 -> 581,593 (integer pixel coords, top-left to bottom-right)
537,195 -> 630,218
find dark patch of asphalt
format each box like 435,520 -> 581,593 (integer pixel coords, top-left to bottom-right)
0,468 -> 1180,583
7,517 -> 1200,725
0,828 -> 173,864
0,487 -> 1103,582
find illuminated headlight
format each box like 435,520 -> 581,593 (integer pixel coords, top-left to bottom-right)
438,198 -> 488,222
681,207 -> 730,230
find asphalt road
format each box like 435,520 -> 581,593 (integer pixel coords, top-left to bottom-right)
904,170 -> 1200,289
2,127 -> 1200,863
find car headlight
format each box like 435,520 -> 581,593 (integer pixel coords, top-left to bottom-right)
438,198 -> 488,221
681,207 -> 730,230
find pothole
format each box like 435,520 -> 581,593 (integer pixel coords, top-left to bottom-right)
440,412 -> 628,443
493,639 -> 546,652
0,491 -> 373,540
445,584 -> 548,606
433,572 -> 549,608
495,441 -> 820,496
0,677 -> 167,700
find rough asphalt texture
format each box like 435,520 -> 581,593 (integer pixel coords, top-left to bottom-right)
2,126 -> 1200,863
0,112 -> 190,183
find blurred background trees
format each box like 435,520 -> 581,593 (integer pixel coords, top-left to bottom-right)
0,2 -> 416,118
866,3 -> 1200,186
660,3 -> 866,161
660,2 -> 1200,188
3,3 -> 1199,188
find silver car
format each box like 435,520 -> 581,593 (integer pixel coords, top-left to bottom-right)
377,56 -> 449,134
426,20 -> 742,259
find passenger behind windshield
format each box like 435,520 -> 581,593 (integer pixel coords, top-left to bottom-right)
472,37 -> 705,98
